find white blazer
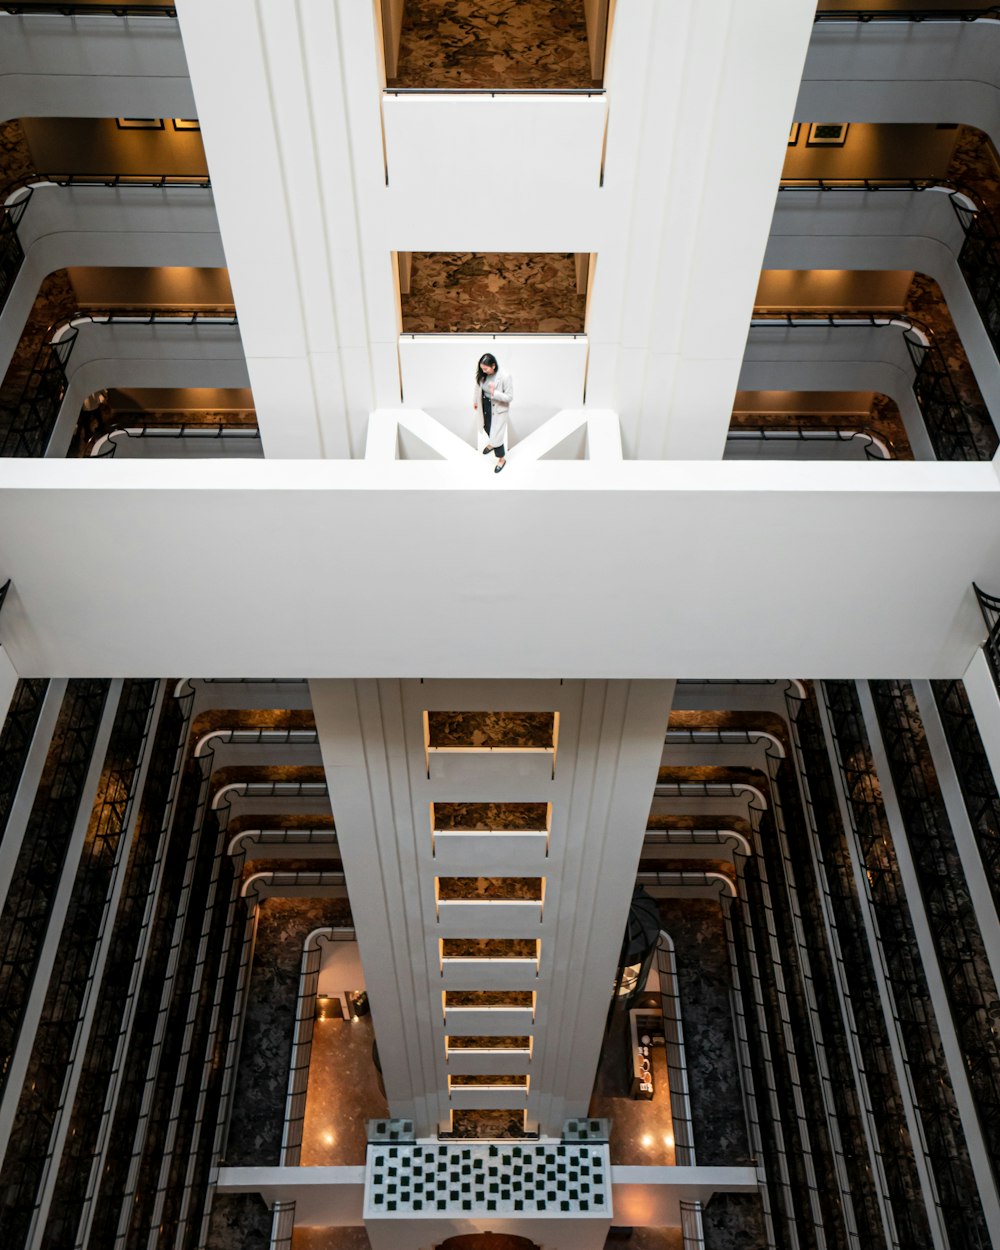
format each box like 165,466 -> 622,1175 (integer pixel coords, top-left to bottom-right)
473,369 -> 513,449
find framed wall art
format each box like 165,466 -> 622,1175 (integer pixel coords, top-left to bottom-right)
806,122 -> 849,147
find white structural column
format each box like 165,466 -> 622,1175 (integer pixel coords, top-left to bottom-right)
963,649 -> 1000,796
176,0 -> 395,458
177,0 -> 813,462
311,678 -> 673,1137
585,0 -> 815,458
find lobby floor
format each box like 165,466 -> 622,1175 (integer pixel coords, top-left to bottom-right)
589,1003 -> 676,1168
300,1015 -> 388,1166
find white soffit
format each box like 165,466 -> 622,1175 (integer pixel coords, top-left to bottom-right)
0,460 -> 996,680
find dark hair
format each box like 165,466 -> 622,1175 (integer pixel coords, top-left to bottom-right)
476,353 -> 499,385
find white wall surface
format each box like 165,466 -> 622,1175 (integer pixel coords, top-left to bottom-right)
0,13 -> 195,118
799,22 -> 1000,145
962,648 -> 1000,796
318,941 -> 364,995
381,94 -> 607,251
399,336 -> 588,444
0,458 -> 998,678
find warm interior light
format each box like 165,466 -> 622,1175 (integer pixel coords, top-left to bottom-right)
641,1133 -> 654,1148
322,1131 -> 335,1146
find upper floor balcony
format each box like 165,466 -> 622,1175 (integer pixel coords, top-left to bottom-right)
804,2 -> 1000,141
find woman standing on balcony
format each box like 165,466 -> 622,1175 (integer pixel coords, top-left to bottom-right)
473,353 -> 512,474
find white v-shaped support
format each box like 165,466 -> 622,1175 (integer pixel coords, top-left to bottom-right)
506,409 -> 622,462
365,409 -> 479,461
365,408 -> 622,462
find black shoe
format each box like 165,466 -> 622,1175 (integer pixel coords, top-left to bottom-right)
482,445 -> 493,455
494,460 -> 506,474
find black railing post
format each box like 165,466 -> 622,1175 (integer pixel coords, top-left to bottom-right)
952,196 -> 1000,359
815,7 -> 1000,23
974,584 -> 1000,692
0,192 -> 30,316
902,329 -> 995,459
0,326 -> 78,458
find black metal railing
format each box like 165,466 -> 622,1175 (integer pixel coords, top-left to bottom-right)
384,87 -> 605,96
869,679 -> 1000,1186
21,173 -> 208,189
0,328 -> 77,458
722,887 -> 805,1250
0,681 -> 156,1250
0,193 -> 29,314
903,330 -> 997,458
726,423 -> 890,459
98,738 -> 324,1249
1,310 -> 240,458
92,423 -> 261,456
0,680 -> 110,1100
40,688 -> 185,1250
815,7 -> 1000,22
823,680 -> 991,1250
952,198 -> 1000,358
0,679 -> 48,850
750,313 -> 997,459
1,3 -> 176,15
974,584 -> 1000,691
931,679 -> 1000,928
79,687 -> 200,1250
658,772 -> 835,1248
780,177 -> 965,193
790,686 -> 931,1249
764,721 -> 890,1250
751,757 -> 860,1249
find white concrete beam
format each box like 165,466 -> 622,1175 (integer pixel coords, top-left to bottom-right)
0,459 -> 998,678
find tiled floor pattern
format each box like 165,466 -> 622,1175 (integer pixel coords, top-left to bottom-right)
390,0 -> 594,90
366,1140 -> 611,1216
401,253 -> 585,334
